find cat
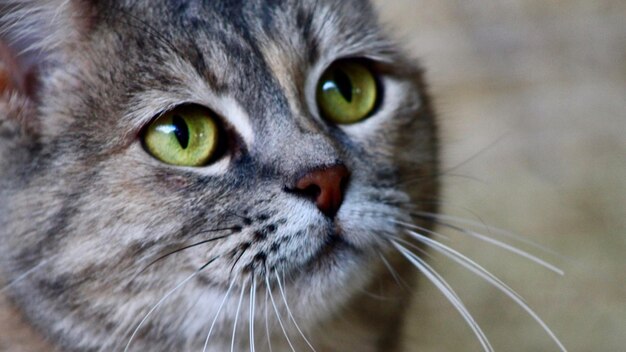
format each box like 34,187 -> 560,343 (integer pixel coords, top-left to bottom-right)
0,0 -> 439,351
0,1 -> 571,351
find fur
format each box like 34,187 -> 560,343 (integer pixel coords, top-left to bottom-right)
0,1 -> 438,351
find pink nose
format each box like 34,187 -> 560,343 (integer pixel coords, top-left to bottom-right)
293,164 -> 350,217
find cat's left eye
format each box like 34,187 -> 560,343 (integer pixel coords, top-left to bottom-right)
316,60 -> 380,125
142,105 -> 221,167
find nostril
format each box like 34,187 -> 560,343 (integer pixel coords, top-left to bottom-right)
288,164 -> 350,218
340,177 -> 349,193
300,184 -> 322,201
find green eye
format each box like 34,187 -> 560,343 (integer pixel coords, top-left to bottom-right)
143,106 -> 220,167
316,61 -> 379,124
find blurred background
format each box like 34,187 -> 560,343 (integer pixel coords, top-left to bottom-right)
373,1 -> 626,351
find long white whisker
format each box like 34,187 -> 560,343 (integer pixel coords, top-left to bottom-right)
0,259 -> 49,294
276,271 -> 317,352
249,277 -> 256,352
378,252 -> 408,290
405,215 -> 564,275
202,280 -> 236,352
401,228 -> 568,352
392,242 -> 494,352
389,236 -> 433,260
124,257 -> 218,352
230,282 -> 247,352
412,210 -> 565,259
442,221 -> 563,275
265,275 -> 296,352
396,224 -> 524,302
264,285 -> 273,352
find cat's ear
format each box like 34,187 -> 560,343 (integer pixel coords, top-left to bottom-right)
0,38 -> 39,141
0,0 -> 98,138
0,41 -> 24,96
1,0 -> 99,62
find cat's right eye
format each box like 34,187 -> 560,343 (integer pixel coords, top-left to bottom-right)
142,105 -> 221,167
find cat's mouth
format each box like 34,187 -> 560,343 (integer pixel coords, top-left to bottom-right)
316,232 -> 346,259
303,227 -> 358,270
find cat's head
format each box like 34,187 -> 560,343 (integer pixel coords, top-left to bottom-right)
0,0 -> 438,350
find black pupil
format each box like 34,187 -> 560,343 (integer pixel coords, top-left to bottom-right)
172,115 -> 190,149
333,69 -> 353,102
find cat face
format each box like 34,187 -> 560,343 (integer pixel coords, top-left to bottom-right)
0,0 -> 438,350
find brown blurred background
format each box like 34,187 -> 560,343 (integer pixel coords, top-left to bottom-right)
373,1 -> 626,351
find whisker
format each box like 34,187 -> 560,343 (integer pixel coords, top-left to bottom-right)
0,258 -> 50,294
264,284 -> 273,352
139,229 -> 237,273
378,252 -> 411,291
397,171 -> 487,187
400,228 -> 568,352
265,274 -> 296,352
224,211 -> 254,224
407,214 -> 564,275
124,256 -> 219,352
442,132 -> 510,175
249,277 -> 257,352
398,227 -> 524,302
202,280 -> 236,352
194,225 -> 243,236
229,245 -> 250,281
276,271 -> 317,352
412,210 -> 564,259
392,241 -> 494,352
230,282 -> 247,352
388,236 -> 432,259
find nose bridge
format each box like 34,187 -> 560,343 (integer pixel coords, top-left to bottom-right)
260,119 -> 342,177
251,111 -> 351,218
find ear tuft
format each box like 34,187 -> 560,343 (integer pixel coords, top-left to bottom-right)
0,32 -> 38,135
0,0 -> 97,138
0,40 -> 25,96
1,0 -> 98,61
0,55 -> 38,141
